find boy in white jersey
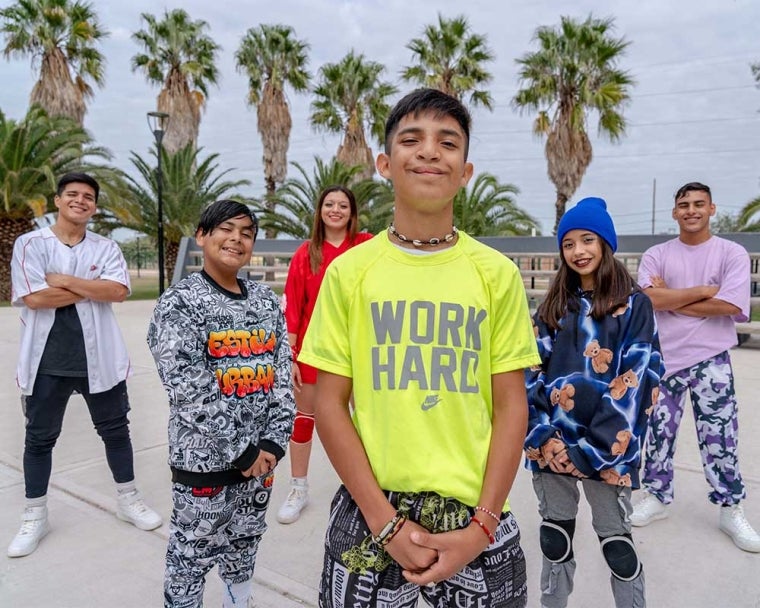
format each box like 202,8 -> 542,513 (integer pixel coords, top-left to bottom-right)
631,181 -> 760,553
299,89 -> 540,607
8,172 -> 161,558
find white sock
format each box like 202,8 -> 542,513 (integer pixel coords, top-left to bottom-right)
116,480 -> 137,496
26,495 -> 47,509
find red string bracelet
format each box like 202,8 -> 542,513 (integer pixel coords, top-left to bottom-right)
471,516 -> 495,544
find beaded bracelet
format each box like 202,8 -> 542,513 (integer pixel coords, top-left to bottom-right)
471,516 -> 495,545
373,512 -> 407,547
475,505 -> 500,524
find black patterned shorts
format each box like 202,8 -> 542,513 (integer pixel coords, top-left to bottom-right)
319,485 -> 528,608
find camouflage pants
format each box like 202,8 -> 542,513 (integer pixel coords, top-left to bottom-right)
641,351 -> 745,505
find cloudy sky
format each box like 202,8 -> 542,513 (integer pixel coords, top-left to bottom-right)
2,0 -> 759,235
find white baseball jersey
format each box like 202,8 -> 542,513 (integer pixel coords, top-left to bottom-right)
11,227 -> 132,395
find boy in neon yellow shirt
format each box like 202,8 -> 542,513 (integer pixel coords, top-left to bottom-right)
299,89 -> 540,607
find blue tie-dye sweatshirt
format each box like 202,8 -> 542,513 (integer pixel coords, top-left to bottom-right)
524,289 -> 664,488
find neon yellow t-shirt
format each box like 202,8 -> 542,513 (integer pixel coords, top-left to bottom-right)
299,231 -> 540,507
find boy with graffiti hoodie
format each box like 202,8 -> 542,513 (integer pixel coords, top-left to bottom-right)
147,200 -> 295,608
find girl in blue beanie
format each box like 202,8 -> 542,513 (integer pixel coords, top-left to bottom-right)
524,197 -> 664,607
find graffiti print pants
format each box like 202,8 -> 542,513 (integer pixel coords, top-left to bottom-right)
164,474 -> 273,608
641,351 -> 745,505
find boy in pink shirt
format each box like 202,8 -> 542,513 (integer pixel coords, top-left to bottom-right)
631,181 -> 760,553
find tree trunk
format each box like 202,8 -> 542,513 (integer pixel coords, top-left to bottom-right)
158,69 -> 201,154
31,48 -> 86,125
262,177 -> 276,280
553,191 -> 569,235
0,216 -> 34,301
337,112 -> 374,180
258,83 -> 291,190
264,176 -> 277,239
165,239 -> 180,287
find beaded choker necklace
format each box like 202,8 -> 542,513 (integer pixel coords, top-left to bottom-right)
388,224 -> 458,247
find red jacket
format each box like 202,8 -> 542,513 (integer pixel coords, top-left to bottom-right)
283,233 -> 373,351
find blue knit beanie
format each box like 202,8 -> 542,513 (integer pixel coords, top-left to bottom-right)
556,197 -> 618,252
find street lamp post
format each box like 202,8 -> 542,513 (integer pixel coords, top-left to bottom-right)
147,111 -> 170,295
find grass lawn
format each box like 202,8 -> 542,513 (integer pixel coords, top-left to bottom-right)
127,274 -> 160,301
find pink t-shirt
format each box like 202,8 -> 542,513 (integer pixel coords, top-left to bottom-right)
638,236 -> 749,376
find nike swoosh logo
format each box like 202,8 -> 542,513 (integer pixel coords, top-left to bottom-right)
421,397 -> 442,411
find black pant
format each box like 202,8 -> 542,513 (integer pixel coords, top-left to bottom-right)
22,375 -> 135,498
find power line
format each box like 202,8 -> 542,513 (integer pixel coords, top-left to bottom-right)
497,146 -> 760,162
470,114 -> 760,137
491,84 -> 759,110
627,52 -> 759,71
628,116 -> 759,127
634,84 -> 756,97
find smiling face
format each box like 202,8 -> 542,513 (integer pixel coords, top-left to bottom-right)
196,214 -> 256,282
376,110 -> 473,215
54,182 -> 97,227
561,229 -> 603,290
320,189 -> 352,233
673,188 -> 715,243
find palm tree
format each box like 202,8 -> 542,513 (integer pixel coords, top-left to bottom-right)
235,24 -> 310,238
0,105 -> 111,300
736,195 -> 760,232
310,51 -> 397,178
401,14 -> 494,110
103,145 -> 250,283
711,211 -> 742,234
513,15 -> 634,234
453,173 -> 539,236
256,156 -> 391,238
0,0 -> 108,125
131,9 -> 220,153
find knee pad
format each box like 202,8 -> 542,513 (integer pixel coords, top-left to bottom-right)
540,519 -> 575,563
600,534 -> 641,581
291,411 -> 315,444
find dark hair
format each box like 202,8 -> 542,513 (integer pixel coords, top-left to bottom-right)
674,182 -> 711,204
384,88 -> 471,159
57,172 -> 100,202
308,185 -> 359,274
538,239 -> 637,330
196,199 -> 258,239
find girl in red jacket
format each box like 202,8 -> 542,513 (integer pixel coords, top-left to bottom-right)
277,185 -> 372,524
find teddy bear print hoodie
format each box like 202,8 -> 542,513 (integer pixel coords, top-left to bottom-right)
524,289 -> 664,488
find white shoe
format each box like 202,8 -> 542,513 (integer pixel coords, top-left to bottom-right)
276,479 -> 309,524
117,490 -> 163,531
7,506 -> 50,557
630,492 -> 668,527
719,504 -> 760,553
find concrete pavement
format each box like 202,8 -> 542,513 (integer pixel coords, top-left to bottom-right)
1,299 -> 759,608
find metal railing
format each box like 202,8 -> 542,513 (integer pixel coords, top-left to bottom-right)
174,233 -> 760,309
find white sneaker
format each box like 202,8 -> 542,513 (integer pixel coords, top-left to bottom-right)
117,490 -> 163,531
276,479 -> 309,524
719,504 -> 760,553
7,506 -> 50,557
630,492 -> 668,527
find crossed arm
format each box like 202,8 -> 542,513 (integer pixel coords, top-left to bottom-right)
23,274 -> 127,309
645,276 -> 739,318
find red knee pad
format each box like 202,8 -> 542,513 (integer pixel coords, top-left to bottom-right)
291,412 -> 315,444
